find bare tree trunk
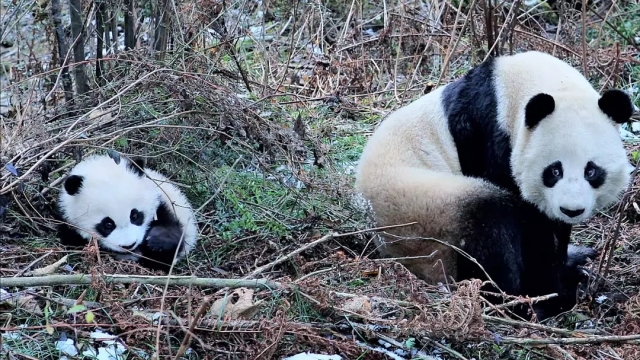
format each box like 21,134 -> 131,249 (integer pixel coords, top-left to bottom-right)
124,0 -> 136,50
96,1 -> 106,85
104,6 -> 112,54
111,9 -> 118,54
49,0 -> 74,103
68,0 -> 88,95
153,0 -> 172,59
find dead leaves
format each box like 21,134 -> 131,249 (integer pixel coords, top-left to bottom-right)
210,287 -> 263,320
0,288 -> 43,316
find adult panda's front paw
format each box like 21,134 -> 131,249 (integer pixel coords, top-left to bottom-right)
137,224 -> 185,272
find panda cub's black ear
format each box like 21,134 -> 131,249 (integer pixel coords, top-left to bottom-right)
127,157 -> 146,177
525,93 -> 555,130
64,175 -> 84,195
598,89 -> 634,124
107,149 -> 121,164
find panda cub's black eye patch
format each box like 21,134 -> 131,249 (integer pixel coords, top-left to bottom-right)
130,209 -> 144,226
95,217 -> 116,237
542,161 -> 563,188
584,161 -> 606,188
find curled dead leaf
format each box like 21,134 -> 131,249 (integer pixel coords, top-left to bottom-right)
210,287 -> 263,320
341,295 -> 372,315
25,255 -> 68,276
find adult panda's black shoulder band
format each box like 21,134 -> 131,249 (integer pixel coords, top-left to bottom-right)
598,89 -> 634,124
524,93 -> 555,130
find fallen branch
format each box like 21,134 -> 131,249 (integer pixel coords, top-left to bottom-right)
497,334 -> 640,345
482,315 -> 599,337
484,292 -> 558,311
0,274 -> 283,290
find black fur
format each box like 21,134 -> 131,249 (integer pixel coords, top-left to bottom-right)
130,209 -> 145,226
524,93 -> 555,129
107,149 -> 121,164
95,217 -> 116,238
137,201 -> 185,272
64,175 -> 84,195
441,58 -> 593,319
441,57 -> 519,194
54,205 -> 90,248
598,89 -> 634,124
542,161 -> 563,188
456,191 -> 582,319
585,161 -> 607,189
456,191 -> 524,296
127,157 -> 146,177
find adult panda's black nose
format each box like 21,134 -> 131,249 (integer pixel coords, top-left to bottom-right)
560,207 -> 585,217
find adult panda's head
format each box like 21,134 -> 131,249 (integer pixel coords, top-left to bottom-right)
58,153 -> 161,253
513,89 -> 635,225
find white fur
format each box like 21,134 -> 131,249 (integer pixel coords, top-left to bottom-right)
58,154 -> 198,263
494,51 -> 631,224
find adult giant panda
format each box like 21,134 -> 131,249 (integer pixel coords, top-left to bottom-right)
55,152 -> 198,272
355,51 -> 634,319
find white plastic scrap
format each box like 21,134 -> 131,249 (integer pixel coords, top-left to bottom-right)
282,353 -> 343,360
56,338 -> 78,357
83,329 -> 127,360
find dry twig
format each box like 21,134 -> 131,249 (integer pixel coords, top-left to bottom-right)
0,274 -> 283,290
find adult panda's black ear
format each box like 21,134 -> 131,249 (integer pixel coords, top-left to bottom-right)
64,175 -> 84,195
598,89 -> 634,124
525,93 -> 555,130
127,157 -> 146,177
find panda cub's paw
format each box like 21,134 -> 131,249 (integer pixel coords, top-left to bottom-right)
562,244 -> 598,292
566,244 -> 598,268
137,224 -> 185,272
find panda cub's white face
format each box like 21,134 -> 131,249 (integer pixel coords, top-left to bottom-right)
515,95 -> 633,225
58,155 -> 161,253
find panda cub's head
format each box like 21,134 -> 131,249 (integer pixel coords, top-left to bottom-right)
58,154 -> 161,253
514,89 -> 635,225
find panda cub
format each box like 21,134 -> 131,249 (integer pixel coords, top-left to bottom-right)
355,51 -> 634,319
55,152 -> 198,272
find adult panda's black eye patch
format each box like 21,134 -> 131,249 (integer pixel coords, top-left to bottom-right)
584,161 -> 606,188
95,217 -> 116,237
130,209 -> 144,226
542,161 -> 563,187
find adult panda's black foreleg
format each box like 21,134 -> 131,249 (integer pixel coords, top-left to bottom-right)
454,191 -> 526,297
453,190 -> 582,319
